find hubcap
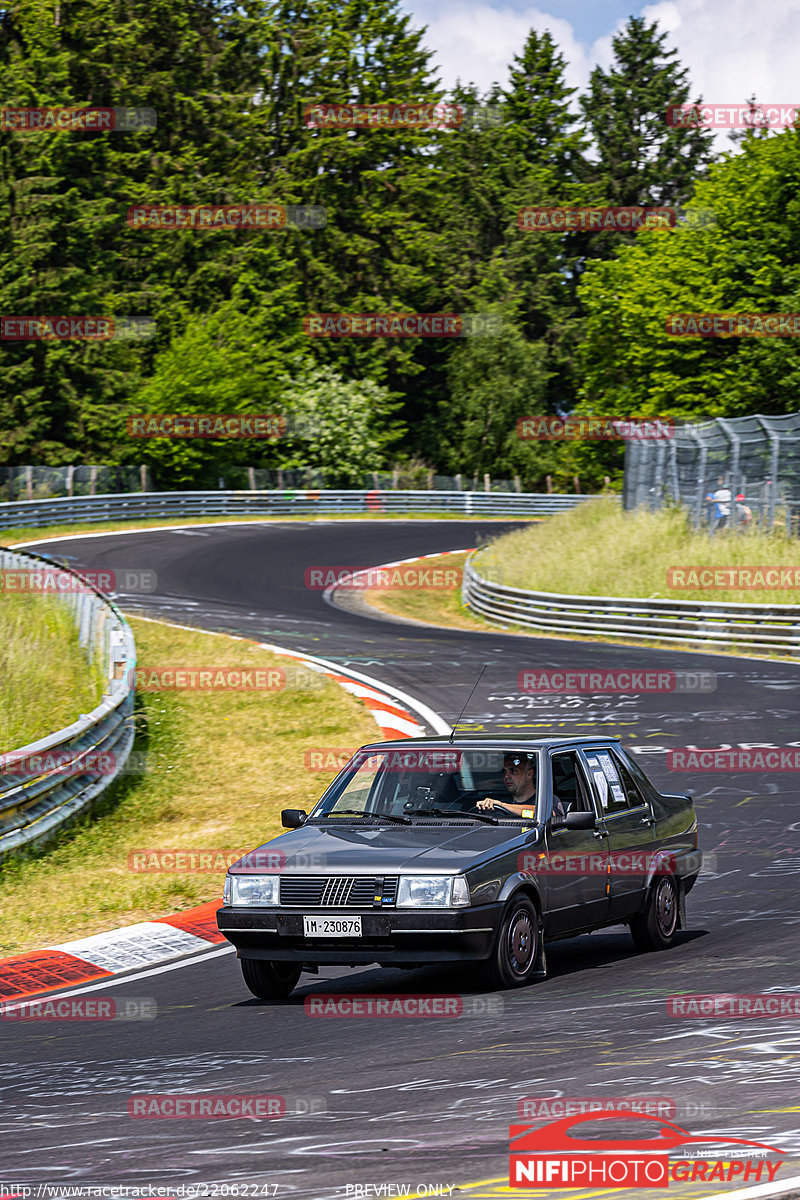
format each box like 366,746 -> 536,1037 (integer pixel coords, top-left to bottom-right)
655,878 -> 677,937
508,910 -> 535,974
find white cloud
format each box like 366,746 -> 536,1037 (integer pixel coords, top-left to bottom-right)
409,0 -> 592,95
406,0 -> 800,139
643,0 -> 800,111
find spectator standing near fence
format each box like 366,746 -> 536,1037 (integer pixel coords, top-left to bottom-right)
706,476 -> 732,533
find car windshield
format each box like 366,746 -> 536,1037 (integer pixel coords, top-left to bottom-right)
309,747 -> 541,821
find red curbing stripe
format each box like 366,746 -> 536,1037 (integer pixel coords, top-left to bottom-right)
0,950 -> 112,1001
156,900 -> 227,943
363,697 -> 420,722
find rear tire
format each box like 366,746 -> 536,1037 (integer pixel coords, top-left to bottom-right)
630,874 -> 679,951
482,895 -> 539,989
240,958 -> 302,999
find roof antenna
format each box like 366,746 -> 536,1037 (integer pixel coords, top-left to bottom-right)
448,665 -> 488,743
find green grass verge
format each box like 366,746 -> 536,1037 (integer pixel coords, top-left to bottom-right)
362,548 -> 800,662
0,615 -> 377,953
475,497 -> 800,606
0,593 -> 104,752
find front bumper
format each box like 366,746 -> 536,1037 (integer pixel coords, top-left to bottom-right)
216,905 -> 502,965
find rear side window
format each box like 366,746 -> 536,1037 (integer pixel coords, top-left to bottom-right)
610,750 -> 648,809
582,749 -> 629,815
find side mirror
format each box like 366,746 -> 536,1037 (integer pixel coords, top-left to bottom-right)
281,808 -> 307,829
565,810 -> 596,830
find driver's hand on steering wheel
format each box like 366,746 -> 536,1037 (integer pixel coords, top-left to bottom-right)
477,797 -> 500,810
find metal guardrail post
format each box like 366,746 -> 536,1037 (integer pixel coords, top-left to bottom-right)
754,416 -> 780,531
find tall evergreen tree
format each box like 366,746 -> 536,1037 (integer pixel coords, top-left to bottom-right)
579,17 -> 714,208
504,29 -> 588,182
0,0 -> 274,464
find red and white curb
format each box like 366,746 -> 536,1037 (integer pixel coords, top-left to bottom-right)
259,641 -> 449,741
0,624 -> 449,1004
0,901 -> 226,1004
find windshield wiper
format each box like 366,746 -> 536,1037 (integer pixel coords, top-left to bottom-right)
404,806 -> 499,825
319,809 -> 412,825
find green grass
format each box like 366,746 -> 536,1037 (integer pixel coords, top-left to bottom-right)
474,497 -> 800,605
0,615 -> 377,953
0,592 -> 104,752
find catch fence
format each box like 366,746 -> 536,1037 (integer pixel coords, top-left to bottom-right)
623,413 -> 800,532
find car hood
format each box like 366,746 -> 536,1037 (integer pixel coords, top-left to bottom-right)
230,820 -> 542,874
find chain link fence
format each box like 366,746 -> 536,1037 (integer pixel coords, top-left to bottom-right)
623,413 -> 800,533
0,465 -> 555,499
0,465 -> 149,501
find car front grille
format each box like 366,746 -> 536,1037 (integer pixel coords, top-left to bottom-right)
279,875 -> 399,908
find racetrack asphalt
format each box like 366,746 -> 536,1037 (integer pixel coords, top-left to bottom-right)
3,520 -> 800,1199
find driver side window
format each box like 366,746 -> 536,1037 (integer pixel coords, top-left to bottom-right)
549,752 -> 592,819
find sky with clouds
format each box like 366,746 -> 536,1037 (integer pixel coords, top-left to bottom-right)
401,0 -> 799,141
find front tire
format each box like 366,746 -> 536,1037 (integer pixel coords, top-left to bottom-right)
482,895 -> 539,989
630,874 -> 679,951
241,958 -> 302,999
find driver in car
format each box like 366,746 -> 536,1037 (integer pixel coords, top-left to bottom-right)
477,752 -> 538,818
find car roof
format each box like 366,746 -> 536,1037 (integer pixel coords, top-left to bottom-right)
359,734 -> 623,752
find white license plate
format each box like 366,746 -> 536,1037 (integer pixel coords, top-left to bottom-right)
303,915 -> 362,937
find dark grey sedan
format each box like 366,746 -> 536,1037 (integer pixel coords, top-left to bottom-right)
217,735 -> 700,998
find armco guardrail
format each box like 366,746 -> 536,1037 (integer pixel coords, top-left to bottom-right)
0,548 -> 136,858
463,557 -> 800,655
0,488 -> 590,529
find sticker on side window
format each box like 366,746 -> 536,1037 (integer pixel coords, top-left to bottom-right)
585,755 -> 610,807
589,750 -> 628,812
597,752 -> 620,782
